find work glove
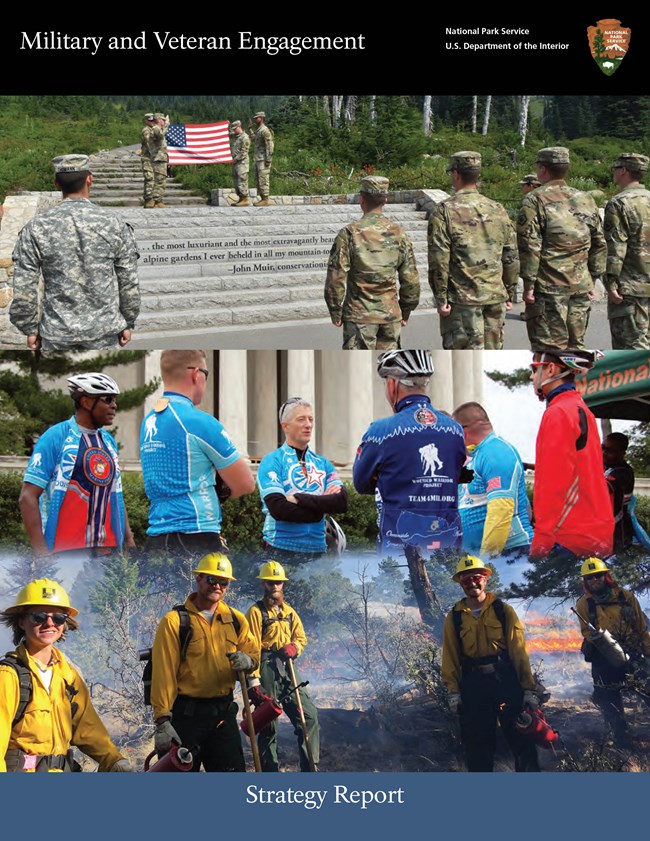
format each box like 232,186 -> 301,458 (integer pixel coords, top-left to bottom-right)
227,651 -> 254,672
448,693 -> 461,715
523,690 -> 540,709
154,720 -> 181,755
248,685 -> 273,708
109,758 -> 134,772
279,643 -> 298,661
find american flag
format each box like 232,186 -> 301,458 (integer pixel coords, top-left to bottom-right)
165,121 -> 233,165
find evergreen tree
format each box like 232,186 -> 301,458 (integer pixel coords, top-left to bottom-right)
0,350 -> 159,455
593,29 -> 606,58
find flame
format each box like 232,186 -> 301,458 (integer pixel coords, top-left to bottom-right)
527,637 -> 582,652
524,613 -> 583,653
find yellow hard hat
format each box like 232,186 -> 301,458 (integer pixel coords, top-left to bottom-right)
453,555 -> 492,582
192,553 -> 236,580
257,561 -> 288,581
581,557 -> 610,577
4,579 -> 78,617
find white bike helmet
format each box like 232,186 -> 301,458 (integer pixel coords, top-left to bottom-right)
68,373 -> 120,399
325,516 -> 347,556
377,350 -> 434,380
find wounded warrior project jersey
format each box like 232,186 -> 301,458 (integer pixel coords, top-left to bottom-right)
257,443 -> 343,553
353,395 -> 466,554
140,392 -> 240,536
458,432 -> 533,554
23,417 -> 125,552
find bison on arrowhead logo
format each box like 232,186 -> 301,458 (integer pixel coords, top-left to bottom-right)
587,18 -> 631,75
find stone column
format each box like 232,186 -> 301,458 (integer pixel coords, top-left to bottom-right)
286,351 -> 315,404
431,350 -> 454,412
319,350 -> 374,466
248,350 -> 278,459
472,350 -> 484,405
452,350 -> 476,409
218,350 -> 248,457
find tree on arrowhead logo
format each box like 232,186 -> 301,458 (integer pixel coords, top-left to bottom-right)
587,18 -> 631,75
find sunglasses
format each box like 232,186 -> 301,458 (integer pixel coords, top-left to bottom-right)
97,395 -> 117,405
28,611 -> 68,627
187,367 -> 209,381
204,576 -> 229,587
585,573 -> 606,580
460,574 -> 485,584
279,396 -> 304,422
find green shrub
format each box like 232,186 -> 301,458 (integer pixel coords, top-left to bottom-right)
0,472 -> 379,554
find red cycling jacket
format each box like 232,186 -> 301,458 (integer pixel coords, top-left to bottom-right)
531,388 -> 614,559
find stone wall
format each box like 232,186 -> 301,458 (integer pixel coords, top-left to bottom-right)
0,192 -> 62,347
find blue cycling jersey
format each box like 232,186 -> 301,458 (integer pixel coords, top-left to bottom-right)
257,442 -> 343,553
353,395 -> 466,554
140,392 -> 240,536
458,432 -> 533,553
23,416 -> 125,552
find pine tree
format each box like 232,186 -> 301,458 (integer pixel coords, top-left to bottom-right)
0,350 -> 159,455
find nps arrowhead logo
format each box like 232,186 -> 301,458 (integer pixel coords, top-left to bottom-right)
587,18 -> 631,75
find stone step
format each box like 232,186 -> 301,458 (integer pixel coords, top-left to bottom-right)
136,245 -> 428,278
90,182 -> 196,192
138,267 -> 434,293
141,282 -> 328,312
91,196 -> 207,207
140,282 -> 435,311
132,217 -> 427,236
116,204 -> 425,220
135,296 -> 437,332
89,165 -> 143,173
135,229 -> 427,254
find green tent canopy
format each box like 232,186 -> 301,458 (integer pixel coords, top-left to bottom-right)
576,351 -> 650,421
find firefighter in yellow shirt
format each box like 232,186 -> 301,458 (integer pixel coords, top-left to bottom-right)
0,578 -> 131,772
150,553 -> 258,771
575,557 -> 650,749
442,555 -> 540,772
246,561 -> 319,771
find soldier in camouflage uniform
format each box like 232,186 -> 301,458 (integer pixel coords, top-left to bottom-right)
519,174 -> 541,196
10,155 -> 140,352
324,175 -> 420,350
428,151 -> 519,349
141,112 -> 169,208
603,153 -> 650,349
248,112 -> 274,206
229,120 -> 250,206
517,147 -> 607,351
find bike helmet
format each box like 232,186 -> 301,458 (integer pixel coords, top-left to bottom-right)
377,350 -> 434,380
68,373 -> 120,399
325,516 -> 347,556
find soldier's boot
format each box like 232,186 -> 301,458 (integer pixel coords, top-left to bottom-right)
153,201 -> 170,208
255,195 -> 271,206
226,193 -> 239,206
144,199 -> 155,208
235,198 -> 251,206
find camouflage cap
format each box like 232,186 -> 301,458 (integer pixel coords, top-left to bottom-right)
519,174 -> 541,186
447,151 -> 482,173
144,113 -> 156,121
536,147 -> 570,165
51,154 -> 91,174
360,175 -> 389,195
254,111 -> 266,119
613,152 -> 649,172
154,113 -> 166,120
230,120 -> 242,130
